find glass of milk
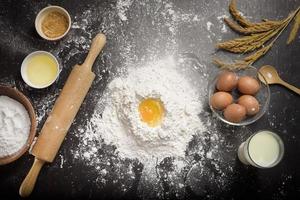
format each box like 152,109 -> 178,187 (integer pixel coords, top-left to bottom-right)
238,130 -> 284,168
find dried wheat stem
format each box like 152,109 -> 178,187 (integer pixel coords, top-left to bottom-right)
244,44 -> 273,64
287,11 -> 300,44
241,11 -> 297,65
217,14 -> 292,53
217,29 -> 275,53
213,58 -> 248,69
229,0 -> 253,27
271,7 -> 300,43
224,18 -> 282,35
215,2 -> 300,69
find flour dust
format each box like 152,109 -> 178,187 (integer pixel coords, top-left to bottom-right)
96,56 -> 205,163
67,1 -> 240,198
0,0 -> 277,199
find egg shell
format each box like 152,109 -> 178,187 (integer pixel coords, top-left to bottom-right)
224,103 -> 246,123
238,95 -> 260,116
210,91 -> 233,110
216,71 -> 238,92
238,76 -> 260,95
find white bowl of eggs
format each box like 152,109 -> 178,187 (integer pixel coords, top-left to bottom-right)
208,66 -> 270,126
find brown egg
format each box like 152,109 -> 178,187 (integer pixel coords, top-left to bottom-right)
210,92 -> 233,110
224,103 -> 246,123
216,71 -> 238,92
238,95 -> 260,116
237,76 -> 260,95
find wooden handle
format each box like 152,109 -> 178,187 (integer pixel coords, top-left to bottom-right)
279,79 -> 300,95
19,158 -> 45,197
83,33 -> 106,70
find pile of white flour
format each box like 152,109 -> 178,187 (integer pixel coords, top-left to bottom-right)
0,95 -> 30,157
93,57 -> 204,162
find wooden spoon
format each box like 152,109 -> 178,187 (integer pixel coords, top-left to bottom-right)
258,65 -> 300,95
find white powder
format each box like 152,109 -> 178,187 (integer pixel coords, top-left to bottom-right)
0,95 -> 30,157
217,14 -> 229,33
68,2 -> 240,196
206,21 -> 213,31
217,14 -> 228,22
221,24 -> 227,33
95,57 -> 204,163
116,0 -> 133,21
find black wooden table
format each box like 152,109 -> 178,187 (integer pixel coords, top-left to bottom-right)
1,0 -> 300,199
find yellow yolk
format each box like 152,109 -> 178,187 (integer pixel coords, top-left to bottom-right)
138,98 -> 164,127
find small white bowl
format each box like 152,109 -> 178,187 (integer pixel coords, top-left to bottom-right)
35,6 -> 71,41
21,51 -> 60,89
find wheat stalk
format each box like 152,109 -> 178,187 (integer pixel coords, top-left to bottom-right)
224,18 -> 282,35
215,0 -> 300,69
244,9 -> 299,65
217,29 -> 274,53
213,58 -> 249,70
217,15 -> 291,53
229,0 -> 253,27
287,11 -> 300,44
243,44 -> 273,64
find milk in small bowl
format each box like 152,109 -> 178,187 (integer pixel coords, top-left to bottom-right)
21,51 -> 59,89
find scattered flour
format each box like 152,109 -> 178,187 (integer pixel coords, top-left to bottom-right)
28,89 -> 60,126
221,24 -> 227,33
59,154 -> 64,168
72,53 -> 240,198
116,0 -> 133,21
0,95 -> 30,157
217,14 -> 228,21
217,14 -> 229,33
94,57 -> 204,163
0,0 -> 264,198
68,1 -> 240,198
206,21 -> 213,31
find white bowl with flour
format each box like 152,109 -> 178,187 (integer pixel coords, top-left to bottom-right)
0,85 -> 36,165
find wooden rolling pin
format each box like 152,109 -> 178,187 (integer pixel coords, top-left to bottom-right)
19,33 -> 106,197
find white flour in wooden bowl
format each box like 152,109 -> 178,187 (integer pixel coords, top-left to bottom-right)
0,95 -> 30,157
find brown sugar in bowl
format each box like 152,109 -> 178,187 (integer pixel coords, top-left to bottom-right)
35,6 -> 71,41
0,85 -> 37,165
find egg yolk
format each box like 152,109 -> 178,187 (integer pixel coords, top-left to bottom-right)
138,98 -> 164,127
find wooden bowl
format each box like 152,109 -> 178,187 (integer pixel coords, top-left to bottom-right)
0,85 -> 37,165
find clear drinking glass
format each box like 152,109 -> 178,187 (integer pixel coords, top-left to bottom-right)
238,130 -> 284,168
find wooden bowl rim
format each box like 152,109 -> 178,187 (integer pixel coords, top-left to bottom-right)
0,85 -> 37,165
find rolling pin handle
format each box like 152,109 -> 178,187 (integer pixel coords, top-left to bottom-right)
83,33 -> 106,70
19,158 -> 45,197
